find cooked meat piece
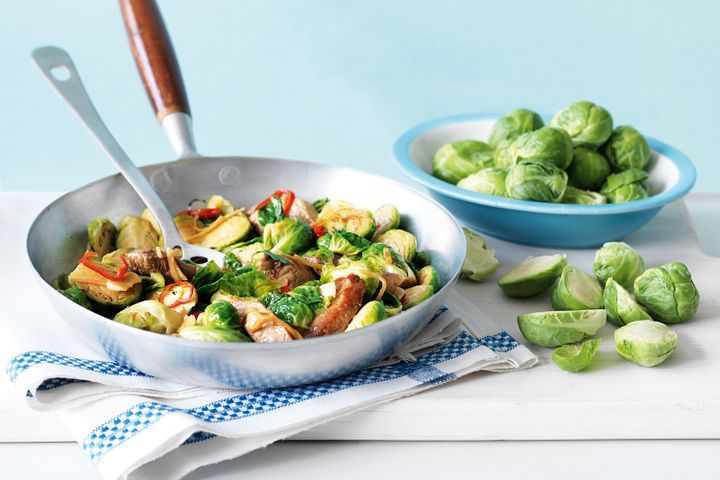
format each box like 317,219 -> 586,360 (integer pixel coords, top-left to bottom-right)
256,253 -> 317,289
309,274 -> 365,337
248,196 -> 318,235
124,248 -> 198,282
221,295 -> 302,342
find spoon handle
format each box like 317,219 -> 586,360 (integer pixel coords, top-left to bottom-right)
31,46 -> 185,250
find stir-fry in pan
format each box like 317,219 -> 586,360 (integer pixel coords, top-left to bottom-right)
54,191 -> 440,343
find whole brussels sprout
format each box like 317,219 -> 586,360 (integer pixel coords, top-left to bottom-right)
493,141 -> 515,168
552,339 -> 601,372
517,309 -> 606,348
600,168 -> 649,203
417,265 -> 440,292
461,228 -> 500,282
505,161 -> 568,203
263,218 -> 314,255
603,278 -> 652,326
315,200 -> 376,238
510,127 -> 573,170
593,242 -> 645,290
457,168 -> 508,197
614,320 -> 677,367
551,266 -> 604,311
562,186 -> 607,205
432,140 -> 494,184
345,300 -> 388,331
87,219 -> 117,257
550,101 -> 613,148
488,109 -> 544,148
633,262 -> 700,324
498,254 -> 566,297
177,325 -> 252,342
113,300 -> 184,334
317,229 -> 371,256
375,229 -> 417,262
371,204 -> 400,240
567,147 -> 611,191
602,126 -> 650,171
203,300 -> 241,329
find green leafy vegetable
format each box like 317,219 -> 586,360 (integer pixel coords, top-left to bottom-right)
257,195 -> 285,227
552,339 -> 601,372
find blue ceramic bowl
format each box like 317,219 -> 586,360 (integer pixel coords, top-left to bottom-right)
394,113 -> 696,248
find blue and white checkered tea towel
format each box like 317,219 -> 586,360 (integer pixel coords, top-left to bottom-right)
4,290 -> 536,480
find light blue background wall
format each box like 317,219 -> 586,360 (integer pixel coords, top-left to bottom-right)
1,0 -> 718,191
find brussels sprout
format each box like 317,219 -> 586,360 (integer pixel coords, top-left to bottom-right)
432,140 -> 494,184
603,278 -> 652,326
381,291 -> 403,316
510,127 -> 574,170
614,320 -> 677,367
321,260 -> 380,297
196,214 -> 252,249
87,219 -> 117,257
550,101 -> 613,148
552,339 -> 601,372
493,141 -> 515,169
517,309 -> 606,348
401,284 -> 434,310
202,300 -> 241,329
177,325 -> 252,342
567,147 -> 611,191
633,262 -> 700,324
114,300 -> 184,334
562,186 -> 607,205
361,243 -> 416,288
412,251 -> 431,269
372,204 -> 400,239
457,168 -> 508,196
602,126 -> 650,171
69,268 -> 143,307
226,241 -> 265,266
505,161 -> 568,203
498,254 -> 567,297
174,214 -> 204,241
314,200 -> 376,238
141,272 -> 165,299
263,218 -> 314,255
206,194 -> 235,215
345,301 -> 388,331
600,168 -> 649,203
461,227 -> 499,282
418,265 -> 440,292
140,208 -> 162,237
262,290 -> 316,328
60,285 -> 93,310
317,229 -> 371,256
488,109 -> 544,148
551,266 -> 604,311
593,242 -> 645,290
375,229 -> 417,262
116,216 -> 159,249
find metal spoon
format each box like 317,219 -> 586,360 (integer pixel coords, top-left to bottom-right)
31,46 -> 223,266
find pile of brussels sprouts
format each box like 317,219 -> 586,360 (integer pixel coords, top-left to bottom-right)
492,242 -> 699,371
432,101 -> 653,204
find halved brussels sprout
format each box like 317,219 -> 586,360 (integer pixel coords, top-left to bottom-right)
633,262 -> 700,324
461,227 -> 499,282
226,241 -> 265,266
457,168 -> 508,196
68,264 -> 143,307
412,251 -> 431,270
87,219 -> 117,257
517,309 -> 606,348
603,278 -> 652,326
401,284 -> 434,310
346,300 -> 388,331
600,168 -> 649,203
206,194 -> 235,215
562,186 -> 607,205
505,161 -> 568,203
196,214 -> 252,249
488,109 -> 544,148
498,254 -> 567,297
510,127 -> 574,170
602,126 -> 650,171
567,147 -> 611,191
372,204 -> 400,240
432,140 -> 494,184
550,101 -> 613,148
114,300 -> 184,334
614,320 -> 677,367
551,266 -> 603,311
317,229 -> 371,256
361,242 -> 416,288
593,242 -> 645,290
202,300 -> 241,329
314,200 -> 376,238
116,216 -> 159,249
321,260 -> 380,298
177,325 -> 251,342
381,291 -> 403,316
263,218 -> 314,255
552,338 -> 601,372
375,229 -> 417,262
418,265 -> 440,292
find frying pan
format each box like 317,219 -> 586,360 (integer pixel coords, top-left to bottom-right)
26,0 -> 466,388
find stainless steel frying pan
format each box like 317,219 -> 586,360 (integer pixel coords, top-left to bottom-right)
26,0 -> 465,388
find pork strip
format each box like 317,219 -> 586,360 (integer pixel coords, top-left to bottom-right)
256,253 -> 317,289
124,248 -> 198,282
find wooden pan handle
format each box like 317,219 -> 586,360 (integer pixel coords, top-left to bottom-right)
120,0 -> 190,122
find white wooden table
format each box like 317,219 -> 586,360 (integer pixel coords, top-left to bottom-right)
1,192 -> 719,479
